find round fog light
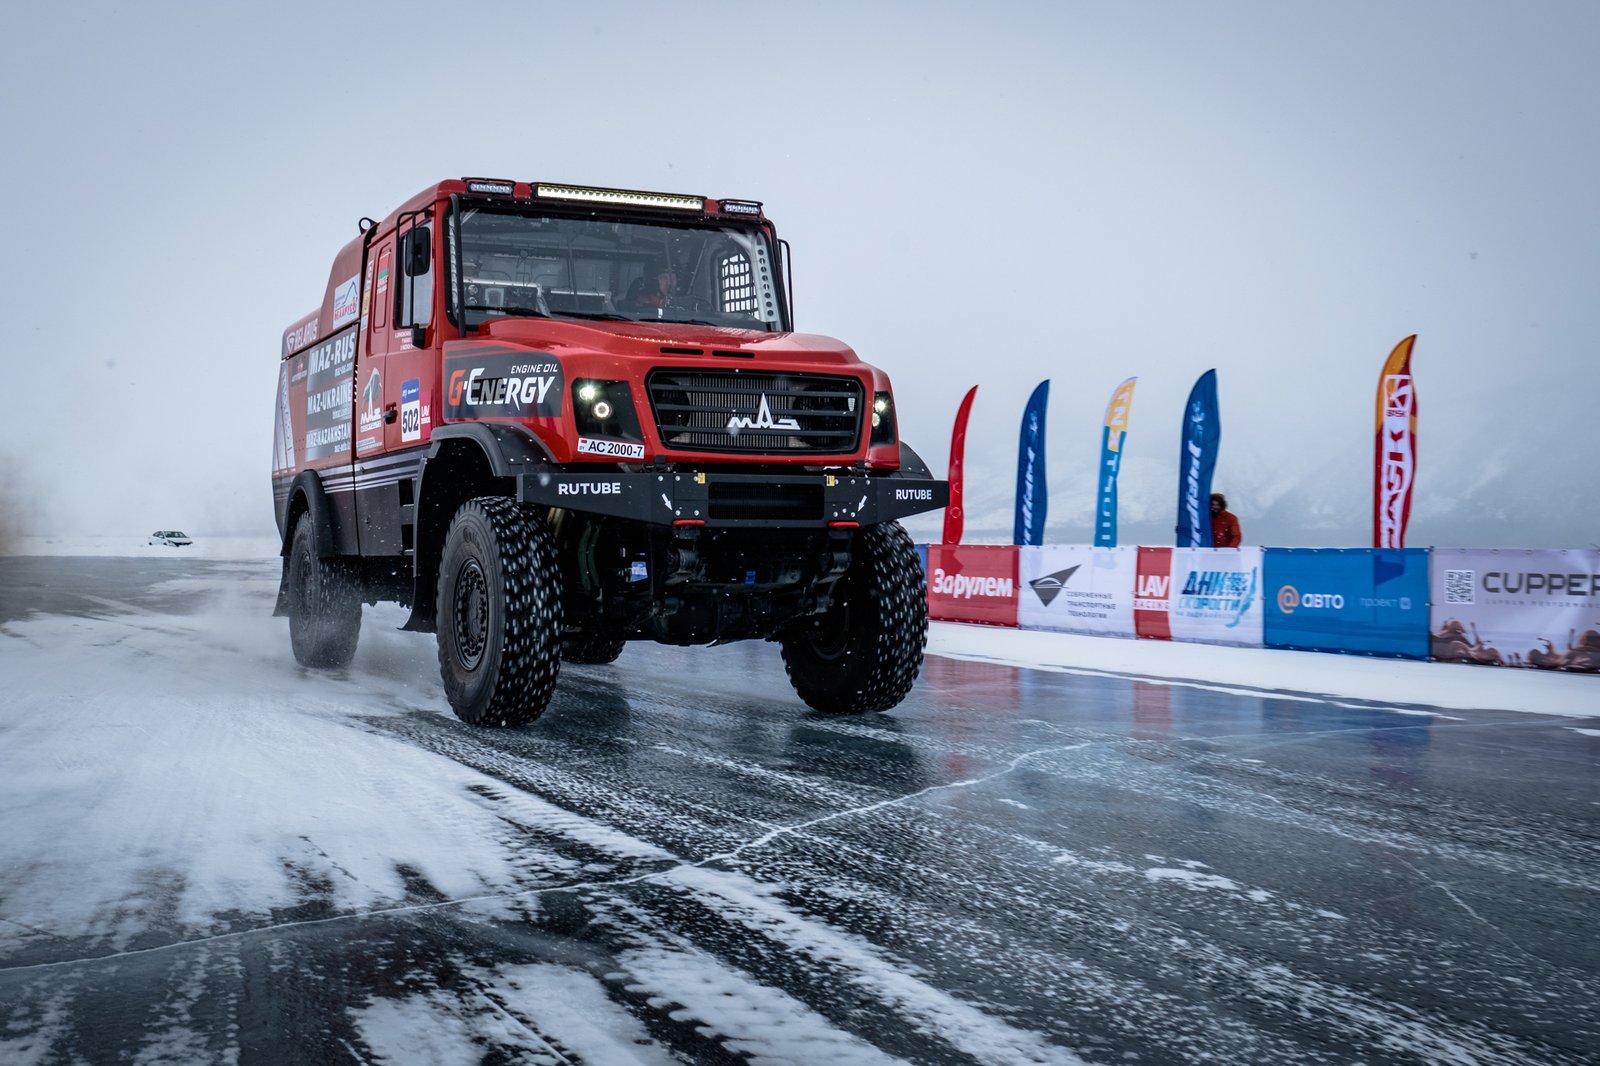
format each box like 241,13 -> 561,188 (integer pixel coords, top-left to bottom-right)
592,400 -> 614,420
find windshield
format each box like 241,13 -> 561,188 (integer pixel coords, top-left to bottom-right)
450,205 -> 786,332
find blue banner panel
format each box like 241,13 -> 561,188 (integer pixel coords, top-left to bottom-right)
916,543 -> 929,583
1264,548 -> 1430,659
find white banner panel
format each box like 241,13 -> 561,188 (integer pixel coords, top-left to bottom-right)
1430,549 -> 1600,672
1165,547 -> 1265,647
1017,546 -> 1137,637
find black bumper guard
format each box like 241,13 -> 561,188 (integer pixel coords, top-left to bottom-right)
517,469 -> 949,528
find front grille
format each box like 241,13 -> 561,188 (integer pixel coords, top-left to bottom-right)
646,369 -> 864,453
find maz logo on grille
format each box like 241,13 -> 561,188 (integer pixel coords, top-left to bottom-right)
727,394 -> 800,433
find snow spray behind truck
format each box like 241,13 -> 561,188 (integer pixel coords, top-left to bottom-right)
271,178 -> 947,726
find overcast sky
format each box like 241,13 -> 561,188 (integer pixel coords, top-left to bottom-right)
1,0 -> 1594,548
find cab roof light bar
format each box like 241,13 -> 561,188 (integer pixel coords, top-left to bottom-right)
463,178 -> 516,195
535,183 -> 705,213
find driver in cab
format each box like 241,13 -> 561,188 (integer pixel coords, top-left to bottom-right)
624,266 -> 678,314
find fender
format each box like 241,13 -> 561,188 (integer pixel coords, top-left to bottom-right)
272,470 -> 343,616
424,422 -> 556,476
893,442 -> 933,481
283,470 -> 342,558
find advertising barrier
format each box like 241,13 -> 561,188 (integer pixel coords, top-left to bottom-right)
1430,549 -> 1600,672
927,544 -> 1019,627
1264,548 -> 1429,658
1136,546 -> 1263,646
1018,546 -> 1137,637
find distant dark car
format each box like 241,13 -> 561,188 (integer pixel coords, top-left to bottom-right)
148,531 -> 193,547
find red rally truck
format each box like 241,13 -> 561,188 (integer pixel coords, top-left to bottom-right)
271,178 -> 948,726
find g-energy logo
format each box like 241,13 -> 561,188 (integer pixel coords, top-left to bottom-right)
443,352 -> 564,418
448,367 -> 555,408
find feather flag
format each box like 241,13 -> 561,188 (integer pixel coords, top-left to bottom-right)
1013,381 -> 1049,546
1176,370 -> 1220,547
1095,376 -> 1137,547
1374,335 -> 1418,548
942,385 -> 979,544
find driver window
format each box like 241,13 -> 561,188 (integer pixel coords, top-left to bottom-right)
399,226 -> 433,328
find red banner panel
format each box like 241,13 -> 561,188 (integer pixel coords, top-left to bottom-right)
1134,546 -> 1174,640
928,544 -> 1019,627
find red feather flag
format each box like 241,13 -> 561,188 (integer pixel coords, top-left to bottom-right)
942,385 -> 979,544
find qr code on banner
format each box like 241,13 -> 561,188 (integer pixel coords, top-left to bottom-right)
1445,569 -> 1475,604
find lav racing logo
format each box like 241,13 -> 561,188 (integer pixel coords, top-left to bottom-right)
444,352 -> 564,420
727,393 -> 799,433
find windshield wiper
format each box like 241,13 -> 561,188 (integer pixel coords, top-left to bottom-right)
556,311 -> 633,322
463,304 -> 548,319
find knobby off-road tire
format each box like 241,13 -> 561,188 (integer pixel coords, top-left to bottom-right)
780,521 -> 927,714
436,497 -> 563,727
286,519 -> 361,669
561,635 -> 627,664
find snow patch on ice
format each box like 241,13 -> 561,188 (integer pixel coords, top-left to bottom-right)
353,961 -> 678,1065
620,947 -> 907,1065
1144,867 -> 1273,903
662,865 -> 1088,1065
0,580 -> 669,959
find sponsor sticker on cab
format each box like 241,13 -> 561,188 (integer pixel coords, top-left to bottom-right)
443,348 -> 564,419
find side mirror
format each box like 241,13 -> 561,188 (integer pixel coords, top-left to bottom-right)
406,228 -> 431,277
411,325 -> 426,348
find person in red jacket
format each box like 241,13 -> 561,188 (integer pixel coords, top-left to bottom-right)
1210,492 -> 1242,547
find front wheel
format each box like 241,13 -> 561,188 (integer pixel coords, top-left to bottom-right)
780,521 -> 927,714
435,498 -> 563,727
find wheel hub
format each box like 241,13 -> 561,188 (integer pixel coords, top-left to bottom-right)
453,560 -> 489,670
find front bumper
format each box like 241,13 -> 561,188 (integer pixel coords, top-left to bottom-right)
518,469 -> 948,528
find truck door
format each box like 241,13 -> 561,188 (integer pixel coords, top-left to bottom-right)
353,238 -> 405,556
385,218 -> 436,455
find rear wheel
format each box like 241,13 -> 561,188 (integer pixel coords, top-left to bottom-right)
780,521 -> 927,714
286,519 -> 361,668
561,635 -> 626,664
436,498 -> 563,727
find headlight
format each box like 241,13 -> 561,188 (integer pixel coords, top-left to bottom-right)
571,379 -> 643,446
870,391 -> 896,445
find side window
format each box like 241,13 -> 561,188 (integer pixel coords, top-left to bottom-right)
373,244 -> 392,331
398,226 -> 433,328
718,249 -> 755,313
